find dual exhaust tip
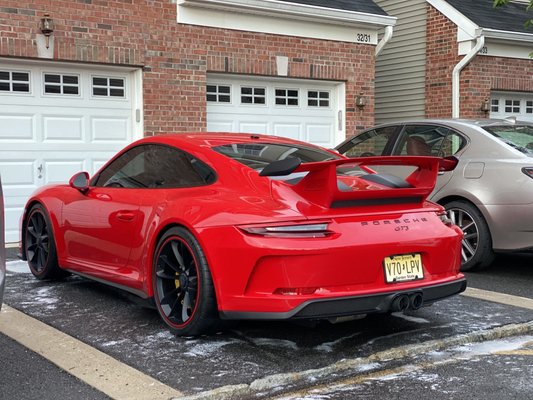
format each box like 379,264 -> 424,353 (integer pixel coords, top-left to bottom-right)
391,292 -> 424,312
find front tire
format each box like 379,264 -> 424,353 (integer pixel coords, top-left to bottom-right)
25,204 -> 66,280
445,200 -> 495,271
152,227 -> 220,336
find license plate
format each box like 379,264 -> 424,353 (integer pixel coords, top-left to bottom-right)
383,253 -> 424,283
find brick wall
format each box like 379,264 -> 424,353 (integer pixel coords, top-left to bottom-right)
425,5 -> 459,118
426,4 -> 533,119
0,1 -> 375,137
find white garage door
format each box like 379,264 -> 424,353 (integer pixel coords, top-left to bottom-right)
490,92 -> 533,122
0,60 -> 142,243
207,75 -> 345,148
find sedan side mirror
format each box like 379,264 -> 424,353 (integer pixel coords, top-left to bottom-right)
69,172 -> 90,193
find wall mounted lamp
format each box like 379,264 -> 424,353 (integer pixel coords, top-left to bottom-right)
39,14 -> 54,49
355,93 -> 366,109
480,98 -> 490,113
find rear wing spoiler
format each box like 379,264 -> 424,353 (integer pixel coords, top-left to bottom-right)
270,156 -> 441,209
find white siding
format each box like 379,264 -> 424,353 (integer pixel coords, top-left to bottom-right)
374,0 -> 427,123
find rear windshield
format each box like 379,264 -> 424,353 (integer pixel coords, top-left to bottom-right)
212,142 -> 340,171
483,125 -> 533,154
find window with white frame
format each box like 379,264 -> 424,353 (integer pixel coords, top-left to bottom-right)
505,99 -> 520,113
491,99 -> 499,113
275,88 -> 298,106
0,70 -> 30,93
308,90 -> 330,107
207,85 -> 231,103
526,101 -> 533,114
44,73 -> 79,95
92,76 -> 125,97
241,87 -> 266,104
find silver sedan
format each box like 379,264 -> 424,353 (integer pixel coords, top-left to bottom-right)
336,118 -> 533,271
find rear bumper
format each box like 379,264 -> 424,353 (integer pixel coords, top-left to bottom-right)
220,278 -> 467,320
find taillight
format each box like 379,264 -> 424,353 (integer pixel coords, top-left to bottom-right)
239,222 -> 333,238
437,210 -> 453,227
522,167 -> 533,179
439,156 -> 459,172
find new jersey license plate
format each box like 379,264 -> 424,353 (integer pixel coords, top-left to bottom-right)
383,253 -> 424,283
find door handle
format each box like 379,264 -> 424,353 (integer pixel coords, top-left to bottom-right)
116,211 -> 136,221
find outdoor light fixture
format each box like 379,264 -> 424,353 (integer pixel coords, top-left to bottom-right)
356,93 -> 366,109
39,14 -> 54,49
480,98 -> 490,113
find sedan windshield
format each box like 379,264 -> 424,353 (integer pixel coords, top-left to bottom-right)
483,125 -> 533,155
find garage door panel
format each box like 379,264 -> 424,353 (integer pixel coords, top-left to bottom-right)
307,124 -> 334,146
44,160 -> 85,184
206,119 -> 235,132
91,117 -> 129,141
5,207 -> 23,243
0,114 -> 35,141
239,122 -> 269,134
0,159 -> 40,243
0,161 -> 36,185
43,116 -> 84,141
273,123 -> 301,140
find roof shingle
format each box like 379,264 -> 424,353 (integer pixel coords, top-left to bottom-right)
276,0 -> 388,16
446,0 -> 532,34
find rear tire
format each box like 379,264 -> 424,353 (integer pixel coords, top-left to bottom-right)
25,204 -> 67,280
152,227 -> 221,336
444,200 -> 495,271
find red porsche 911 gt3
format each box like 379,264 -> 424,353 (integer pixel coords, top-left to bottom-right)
20,133 -> 465,336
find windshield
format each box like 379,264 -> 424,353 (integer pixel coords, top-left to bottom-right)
483,125 -> 533,155
212,142 -> 340,171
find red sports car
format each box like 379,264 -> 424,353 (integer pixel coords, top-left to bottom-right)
21,133 -> 465,336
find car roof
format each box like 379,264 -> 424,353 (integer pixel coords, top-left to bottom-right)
135,132 -> 313,148
366,117 -> 533,129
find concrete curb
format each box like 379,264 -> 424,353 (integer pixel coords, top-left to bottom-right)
176,320 -> 533,400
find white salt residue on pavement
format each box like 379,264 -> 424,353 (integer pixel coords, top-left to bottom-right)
6,260 -> 30,274
313,331 -> 362,353
450,334 -> 533,357
183,340 -> 238,357
250,337 -> 299,351
19,286 -> 59,310
391,312 -> 430,324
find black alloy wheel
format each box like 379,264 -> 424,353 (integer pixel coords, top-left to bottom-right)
153,227 -> 220,336
445,200 -> 495,271
25,204 -> 65,279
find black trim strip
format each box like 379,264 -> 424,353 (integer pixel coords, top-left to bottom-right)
331,196 -> 423,208
219,279 -> 467,320
64,269 -> 149,299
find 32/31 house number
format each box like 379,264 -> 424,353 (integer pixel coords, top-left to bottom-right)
356,33 -> 372,43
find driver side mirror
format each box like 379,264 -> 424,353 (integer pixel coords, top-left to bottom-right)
69,172 -> 90,193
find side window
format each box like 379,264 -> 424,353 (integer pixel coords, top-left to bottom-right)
94,144 -> 216,188
394,125 -> 466,157
341,126 -> 398,157
94,146 -> 148,188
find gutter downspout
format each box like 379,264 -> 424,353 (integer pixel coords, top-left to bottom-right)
376,25 -> 394,56
452,30 -> 484,118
